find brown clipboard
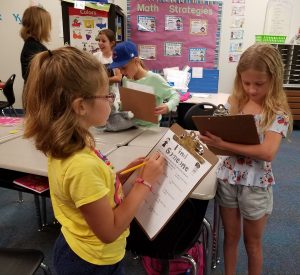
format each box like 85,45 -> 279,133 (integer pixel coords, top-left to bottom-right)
120,87 -> 158,124
192,115 -> 260,155
124,123 -> 218,240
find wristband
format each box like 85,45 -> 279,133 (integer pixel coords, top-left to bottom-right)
135,177 -> 152,191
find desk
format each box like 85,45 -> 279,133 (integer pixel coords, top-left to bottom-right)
90,127 -> 145,146
128,127 -> 168,148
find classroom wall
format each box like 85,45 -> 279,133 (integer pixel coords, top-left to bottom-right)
0,0 -> 299,108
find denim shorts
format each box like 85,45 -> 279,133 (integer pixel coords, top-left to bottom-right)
216,180 -> 273,220
53,233 -> 125,275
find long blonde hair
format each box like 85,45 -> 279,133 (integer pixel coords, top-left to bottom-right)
20,6 -> 51,42
23,47 -> 109,159
231,43 -> 293,134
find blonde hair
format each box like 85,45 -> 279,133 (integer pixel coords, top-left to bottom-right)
231,43 -> 293,134
23,46 -> 109,159
20,6 -> 51,42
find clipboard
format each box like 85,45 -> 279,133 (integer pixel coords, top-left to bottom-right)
119,87 -> 158,124
192,115 -> 260,155
122,123 -> 218,240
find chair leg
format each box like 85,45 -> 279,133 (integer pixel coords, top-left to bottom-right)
1,109 -> 5,116
181,254 -> 197,275
202,218 -> 213,275
41,196 -> 47,226
212,199 -> 221,269
34,195 -> 43,231
10,106 -> 18,116
40,262 -> 52,275
17,191 -> 23,203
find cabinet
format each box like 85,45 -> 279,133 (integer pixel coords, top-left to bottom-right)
273,44 -> 300,121
285,89 -> 300,121
273,44 -> 300,87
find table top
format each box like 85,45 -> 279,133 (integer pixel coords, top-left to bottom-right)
128,127 -> 168,147
90,127 -> 145,146
108,145 -> 152,172
0,137 -> 118,177
0,136 -> 48,176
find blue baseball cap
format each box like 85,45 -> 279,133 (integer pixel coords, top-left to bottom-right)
109,41 -> 138,69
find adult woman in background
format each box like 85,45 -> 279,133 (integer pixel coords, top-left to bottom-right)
20,5 -> 51,82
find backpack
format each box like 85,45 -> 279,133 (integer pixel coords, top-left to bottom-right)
141,241 -> 204,275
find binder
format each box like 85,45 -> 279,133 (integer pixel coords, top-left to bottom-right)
192,114 -> 260,155
119,87 -> 158,124
122,123 -> 218,240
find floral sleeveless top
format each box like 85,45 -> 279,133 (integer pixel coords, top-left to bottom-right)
217,113 -> 289,188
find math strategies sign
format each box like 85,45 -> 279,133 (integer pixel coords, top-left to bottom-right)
128,0 -> 222,70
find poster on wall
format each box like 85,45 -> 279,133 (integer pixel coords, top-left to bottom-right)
68,7 -> 108,53
127,0 -> 222,70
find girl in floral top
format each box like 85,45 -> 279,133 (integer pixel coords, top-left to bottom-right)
200,43 -> 293,275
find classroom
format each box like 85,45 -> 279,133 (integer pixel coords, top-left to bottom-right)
0,0 -> 299,275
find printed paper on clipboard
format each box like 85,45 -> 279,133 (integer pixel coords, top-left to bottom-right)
119,87 -> 158,124
122,123 -> 218,240
192,115 -> 260,155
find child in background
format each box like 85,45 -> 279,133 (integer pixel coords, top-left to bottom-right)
109,41 -> 180,127
20,5 -> 51,82
200,43 -> 293,275
94,29 -> 122,110
23,46 -> 165,275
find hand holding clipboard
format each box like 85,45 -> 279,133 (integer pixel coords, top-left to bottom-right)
192,106 -> 260,155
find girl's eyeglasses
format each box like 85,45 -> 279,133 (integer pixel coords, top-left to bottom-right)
84,93 -> 116,103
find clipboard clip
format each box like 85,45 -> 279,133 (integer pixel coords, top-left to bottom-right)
213,104 -> 229,116
173,131 -> 205,164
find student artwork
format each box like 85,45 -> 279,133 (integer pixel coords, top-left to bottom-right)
231,5 -> 245,16
137,15 -> 156,32
164,42 -> 182,57
190,19 -> 208,35
230,30 -> 244,40
228,53 -> 240,63
231,17 -> 245,28
189,48 -> 206,62
164,16 -> 183,31
229,41 -> 243,52
138,45 -> 157,60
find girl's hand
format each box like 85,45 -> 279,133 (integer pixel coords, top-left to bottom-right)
199,131 -> 224,149
140,151 -> 165,186
154,104 -> 169,115
117,157 -> 145,184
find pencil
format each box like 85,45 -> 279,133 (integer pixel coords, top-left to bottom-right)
120,162 -> 147,175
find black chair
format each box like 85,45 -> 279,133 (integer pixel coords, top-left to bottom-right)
0,74 -> 18,116
183,102 -> 217,130
0,248 -> 51,275
126,198 -> 209,275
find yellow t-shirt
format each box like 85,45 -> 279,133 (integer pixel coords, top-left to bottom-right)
48,147 -> 129,265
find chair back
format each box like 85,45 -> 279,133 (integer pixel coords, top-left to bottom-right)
183,102 -> 217,130
126,198 -> 208,258
3,74 -> 16,106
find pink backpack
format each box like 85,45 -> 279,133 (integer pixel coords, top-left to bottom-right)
141,241 -> 204,275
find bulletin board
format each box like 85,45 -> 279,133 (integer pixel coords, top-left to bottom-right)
127,0 -> 223,70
